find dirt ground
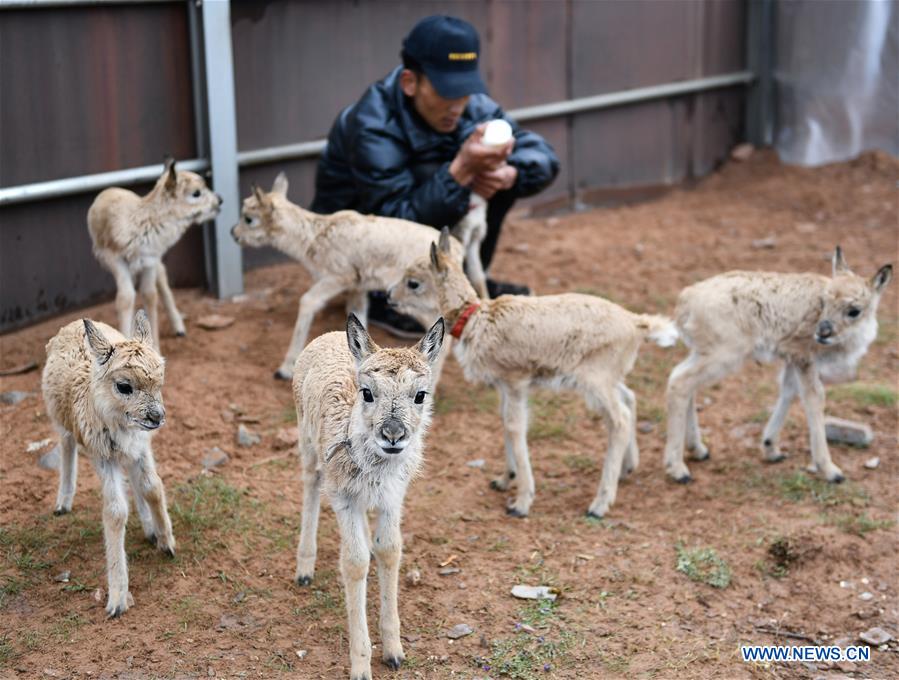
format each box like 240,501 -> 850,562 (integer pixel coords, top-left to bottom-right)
1,150 -> 897,680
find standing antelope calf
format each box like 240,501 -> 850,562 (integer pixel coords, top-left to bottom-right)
231,172 -> 463,380
42,311 -> 175,618
390,230 -> 679,519
292,315 -> 444,680
664,247 -> 892,484
88,157 -> 223,349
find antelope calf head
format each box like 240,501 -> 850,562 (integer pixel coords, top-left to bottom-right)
154,156 -> 223,225
814,246 -> 892,346
388,228 -> 459,321
346,314 -> 444,457
84,312 -> 166,433
231,172 -> 290,248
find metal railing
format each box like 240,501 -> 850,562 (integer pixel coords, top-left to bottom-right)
0,71 -> 755,205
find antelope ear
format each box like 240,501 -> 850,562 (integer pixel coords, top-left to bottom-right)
416,317 -> 445,365
164,156 -> 178,192
346,314 -> 378,365
83,319 -> 114,365
429,242 -> 446,274
132,309 -> 152,344
252,184 -> 269,209
871,264 -> 893,293
438,226 -> 452,254
271,171 -> 289,196
832,245 -> 850,276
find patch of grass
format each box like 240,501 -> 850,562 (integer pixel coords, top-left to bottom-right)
61,579 -> 92,593
280,403 -> 298,423
170,476 -> 252,556
638,404 -> 666,423
173,596 -> 204,631
827,382 -> 897,408
876,319 -> 898,346
748,409 -> 770,424
829,512 -> 894,536
518,598 -> 558,629
433,394 -> 457,415
49,612 -> 86,642
775,471 -> 867,507
527,394 -> 577,441
488,537 -> 510,552
562,455 -> 596,472
675,543 -> 731,588
0,634 -> 14,665
477,630 -> 576,679
297,587 -> 340,620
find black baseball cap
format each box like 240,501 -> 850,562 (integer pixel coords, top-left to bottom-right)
401,15 -> 488,99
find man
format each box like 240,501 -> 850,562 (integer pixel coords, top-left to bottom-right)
312,15 -> 560,335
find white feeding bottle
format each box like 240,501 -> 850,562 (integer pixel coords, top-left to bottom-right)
481,118 -> 513,147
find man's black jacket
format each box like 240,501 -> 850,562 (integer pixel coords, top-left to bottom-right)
310,66 -> 560,227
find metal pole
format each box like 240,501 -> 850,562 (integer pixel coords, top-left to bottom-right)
200,0 -> 242,298
745,0 -> 775,146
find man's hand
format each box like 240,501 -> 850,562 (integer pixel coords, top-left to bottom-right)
472,164 -> 518,199
449,123 -> 515,187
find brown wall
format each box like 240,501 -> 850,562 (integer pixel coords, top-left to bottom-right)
1,0 -> 747,332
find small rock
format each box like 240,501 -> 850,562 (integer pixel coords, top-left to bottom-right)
220,409 -> 235,423
232,591 -> 246,604
466,459 -> 485,469
295,650 -> 307,660
637,420 -> 654,434
1,390 -> 33,405
511,585 -> 558,601
231,294 -> 249,304
92,588 -> 104,604
203,447 -> 230,470
236,414 -> 261,424
511,243 -> 530,254
859,591 -> 874,601
438,567 -> 461,576
237,424 -> 261,447
182,418 -> 198,430
447,623 -> 473,640
859,626 -> 893,645
633,243 -> 645,258
839,580 -> 854,589
26,438 -> 54,453
275,427 -> 300,449
54,571 -> 71,583
546,277 -> 561,286
207,667 -> 215,677
518,623 -> 536,634
731,143 -> 755,161
196,314 -> 235,330
403,633 -> 420,643
406,569 -> 421,586
864,457 -> 880,469
796,221 -> 818,234
824,417 -> 873,447
752,236 -> 777,249
546,217 -> 560,227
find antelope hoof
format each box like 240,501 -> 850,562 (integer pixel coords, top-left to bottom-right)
274,369 -> 292,381
765,453 -> 787,464
506,506 -> 528,519
162,546 -> 175,558
586,510 -> 604,520
295,575 -> 313,587
675,474 -> 693,484
147,533 -> 158,546
490,478 -> 508,492
53,507 -> 69,516
383,655 -> 404,670
828,472 -> 846,484
690,446 -> 710,462
175,330 -> 186,338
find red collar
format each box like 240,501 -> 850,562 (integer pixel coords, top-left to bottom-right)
450,302 -> 480,339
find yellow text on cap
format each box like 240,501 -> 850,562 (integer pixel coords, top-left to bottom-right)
448,52 -> 477,61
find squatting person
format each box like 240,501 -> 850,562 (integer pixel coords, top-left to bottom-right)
311,14 -> 560,335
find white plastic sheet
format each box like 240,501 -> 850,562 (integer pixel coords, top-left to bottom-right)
775,0 -> 899,166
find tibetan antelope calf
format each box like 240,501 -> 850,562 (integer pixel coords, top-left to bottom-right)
231,172 -> 463,380
390,229 -> 679,519
664,247 -> 892,484
42,311 -> 175,618
88,157 -> 223,348
292,315 -> 445,679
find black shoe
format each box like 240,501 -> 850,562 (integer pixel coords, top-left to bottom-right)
367,292 -> 425,339
487,278 -> 532,297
